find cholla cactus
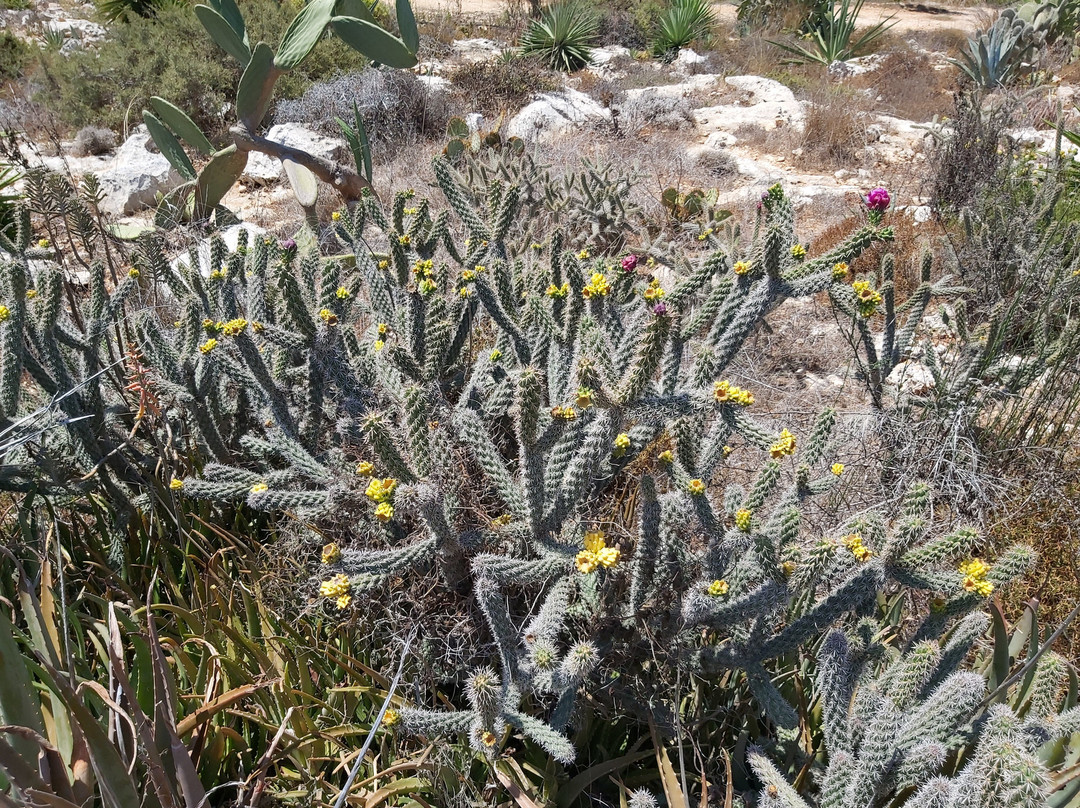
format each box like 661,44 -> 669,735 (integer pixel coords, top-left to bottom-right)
747,614 -> 1077,808
0,157 -> 1035,768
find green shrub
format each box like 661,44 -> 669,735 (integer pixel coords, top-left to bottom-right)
652,0 -> 713,58
0,31 -> 30,82
520,1 -> 599,72
32,0 -> 372,137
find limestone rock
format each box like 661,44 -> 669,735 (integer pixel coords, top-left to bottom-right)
96,125 -> 182,216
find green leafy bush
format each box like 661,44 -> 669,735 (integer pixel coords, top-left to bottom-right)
520,1 -> 599,72
0,31 -> 31,82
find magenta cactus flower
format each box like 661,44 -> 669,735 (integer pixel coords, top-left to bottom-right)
652,302 -> 667,316
621,254 -> 639,272
280,238 -> 297,251
865,187 -> 890,212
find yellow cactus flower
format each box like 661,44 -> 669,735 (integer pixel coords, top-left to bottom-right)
733,260 -> 751,275
584,530 -> 606,554
597,546 -> 621,567
614,433 -> 631,450
688,479 -> 707,496
198,339 -> 218,354
378,260 -> 389,270
398,234 -> 410,245
722,445 -> 734,458
791,244 -> 807,259
319,308 -> 338,325
577,249 -> 590,260
707,579 -> 729,597
169,478 -> 184,490
25,290 -> 37,300
375,501 -> 394,522
832,262 -> 849,280
658,450 -> 674,463
37,238 -> 49,248
831,463 -> 844,476
546,282 -> 570,298
481,730 -> 498,747
735,508 -> 752,532
250,482 -> 268,494
336,286 -> 351,299
321,543 -> 341,564
575,550 -> 599,574
209,270 -> 225,281
769,429 -> 797,459
221,318 -> 248,337
378,322 -> 388,335
365,477 -> 398,503
374,340 -> 385,351
319,573 -> 350,598
335,594 -> 352,609
852,280 -> 883,317
575,387 -> 594,409
356,461 -> 375,476
490,349 -> 502,362
582,273 -> 610,299
332,210 -> 342,221
127,268 -> 140,279
383,709 -> 400,727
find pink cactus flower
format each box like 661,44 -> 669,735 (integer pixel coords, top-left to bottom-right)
865,187 -> 890,212
621,254 -> 639,272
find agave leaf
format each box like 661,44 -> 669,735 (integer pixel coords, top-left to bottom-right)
149,97 -> 215,156
395,0 -> 419,54
143,112 -> 197,182
36,663 -> 142,808
194,4 -> 251,65
330,16 -> 418,67
275,0 -> 336,71
236,42 -> 282,130
0,608 -> 46,761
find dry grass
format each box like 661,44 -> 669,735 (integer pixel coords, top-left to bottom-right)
848,47 -> 958,122
796,84 -> 876,170
992,471 -> 1080,658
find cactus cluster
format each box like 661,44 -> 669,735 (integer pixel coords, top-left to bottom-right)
0,152 -> 1051,799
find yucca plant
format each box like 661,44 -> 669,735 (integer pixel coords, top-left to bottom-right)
652,0 -> 714,58
520,1 -> 599,72
771,0 -> 894,66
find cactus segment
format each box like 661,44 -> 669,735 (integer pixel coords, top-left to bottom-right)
195,3 -> 252,65
149,96 -> 215,156
142,111 -> 197,181
236,42 -> 283,130
330,16 -> 418,67
284,160 -> 319,208
275,0 -> 336,70
395,0 -> 419,53
207,0 -> 247,46
196,146 -> 249,214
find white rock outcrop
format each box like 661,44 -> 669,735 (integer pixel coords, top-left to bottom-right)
96,125 -> 182,216
506,88 -> 611,142
694,75 -> 806,136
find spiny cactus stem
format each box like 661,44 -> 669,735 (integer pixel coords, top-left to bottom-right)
229,125 -> 373,199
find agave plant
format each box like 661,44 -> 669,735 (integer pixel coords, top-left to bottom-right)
771,0 -> 894,66
951,8 -> 1046,89
652,0 -> 714,58
520,1 -> 599,72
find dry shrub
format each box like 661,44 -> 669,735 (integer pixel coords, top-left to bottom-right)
71,125 -> 116,156
993,471 -> 1080,658
448,56 -> 559,116
797,85 -> 873,169
848,47 -> 957,123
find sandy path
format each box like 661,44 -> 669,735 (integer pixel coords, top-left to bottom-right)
411,0 -> 985,35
